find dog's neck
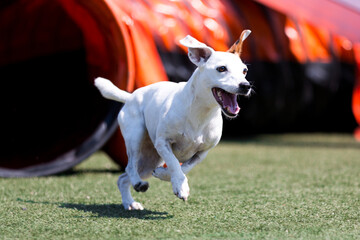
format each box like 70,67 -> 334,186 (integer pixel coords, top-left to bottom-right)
181,68 -> 222,129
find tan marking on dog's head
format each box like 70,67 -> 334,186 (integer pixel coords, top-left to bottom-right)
227,29 -> 251,57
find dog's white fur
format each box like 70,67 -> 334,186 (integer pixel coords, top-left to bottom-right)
95,34 -> 251,210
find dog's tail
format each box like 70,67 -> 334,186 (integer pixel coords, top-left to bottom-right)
94,77 -> 131,103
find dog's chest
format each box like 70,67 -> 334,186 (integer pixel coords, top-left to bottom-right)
171,132 -> 218,162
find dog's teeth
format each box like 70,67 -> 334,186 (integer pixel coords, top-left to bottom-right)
217,91 -> 222,101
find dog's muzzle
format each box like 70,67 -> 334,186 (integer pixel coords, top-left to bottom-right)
212,87 -> 240,118
212,82 -> 251,118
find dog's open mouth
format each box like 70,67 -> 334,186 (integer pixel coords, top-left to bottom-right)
212,87 -> 240,118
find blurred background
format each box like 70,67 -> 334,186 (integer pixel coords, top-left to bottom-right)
0,0 -> 359,177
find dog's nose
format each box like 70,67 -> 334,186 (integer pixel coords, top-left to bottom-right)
238,82 -> 251,95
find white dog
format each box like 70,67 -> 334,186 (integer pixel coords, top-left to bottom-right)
95,30 -> 252,210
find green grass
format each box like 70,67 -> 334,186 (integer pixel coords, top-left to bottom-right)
1,134 -> 360,239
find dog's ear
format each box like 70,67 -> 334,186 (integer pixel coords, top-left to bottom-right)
180,35 -> 214,66
228,29 -> 251,57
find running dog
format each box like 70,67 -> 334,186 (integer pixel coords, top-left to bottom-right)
95,30 -> 252,210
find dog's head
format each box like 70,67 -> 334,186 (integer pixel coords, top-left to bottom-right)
180,30 -> 252,118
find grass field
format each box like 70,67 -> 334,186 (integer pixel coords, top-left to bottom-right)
1,134 -> 360,239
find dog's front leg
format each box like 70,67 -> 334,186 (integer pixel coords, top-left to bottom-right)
155,139 -> 190,201
153,150 -> 209,181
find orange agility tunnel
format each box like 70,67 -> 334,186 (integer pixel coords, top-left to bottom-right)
0,0 -> 167,177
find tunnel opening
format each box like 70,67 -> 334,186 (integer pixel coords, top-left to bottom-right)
0,0 -> 125,176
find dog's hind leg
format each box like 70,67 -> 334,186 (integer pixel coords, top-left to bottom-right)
117,173 -> 144,210
119,132 -> 161,210
119,111 -> 150,194
125,143 -> 150,193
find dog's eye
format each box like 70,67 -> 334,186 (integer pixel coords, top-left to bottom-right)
243,68 -> 248,75
216,66 -> 227,73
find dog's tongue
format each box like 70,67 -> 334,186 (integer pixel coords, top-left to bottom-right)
222,92 -> 240,114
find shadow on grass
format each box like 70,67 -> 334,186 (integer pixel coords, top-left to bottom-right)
53,168 -> 123,177
17,198 -> 172,220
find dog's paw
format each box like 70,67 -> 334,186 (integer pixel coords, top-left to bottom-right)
134,181 -> 149,192
171,175 -> 190,201
123,201 -> 144,211
152,167 -> 171,181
